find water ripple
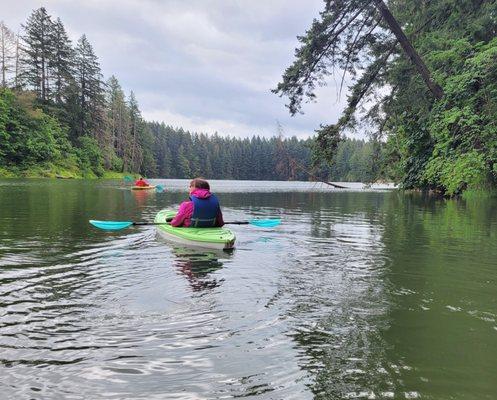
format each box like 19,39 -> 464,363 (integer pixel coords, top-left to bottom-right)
1,182 -> 497,399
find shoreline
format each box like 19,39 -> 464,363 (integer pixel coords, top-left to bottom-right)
0,166 -> 136,180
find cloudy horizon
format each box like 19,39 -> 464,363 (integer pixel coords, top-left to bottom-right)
2,0 -> 351,139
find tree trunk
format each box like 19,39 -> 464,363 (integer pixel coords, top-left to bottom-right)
1,27 -> 5,87
41,26 -> 46,100
131,118 -> 136,171
373,0 -> 444,99
80,73 -> 85,136
14,33 -> 19,88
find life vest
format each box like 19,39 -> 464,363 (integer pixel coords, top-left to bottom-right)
190,194 -> 220,227
135,179 -> 149,187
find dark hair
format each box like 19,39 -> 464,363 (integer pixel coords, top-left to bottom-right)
190,178 -> 210,190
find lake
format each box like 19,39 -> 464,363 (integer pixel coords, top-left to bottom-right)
0,179 -> 496,399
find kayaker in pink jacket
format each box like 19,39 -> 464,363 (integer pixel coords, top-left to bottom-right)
170,178 -> 224,227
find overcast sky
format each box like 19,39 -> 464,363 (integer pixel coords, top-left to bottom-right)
2,0 -> 349,139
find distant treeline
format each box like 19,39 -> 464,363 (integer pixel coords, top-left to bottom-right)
149,123 -> 378,181
0,8 -> 378,182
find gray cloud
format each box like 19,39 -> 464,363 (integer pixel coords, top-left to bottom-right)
2,0 -> 349,138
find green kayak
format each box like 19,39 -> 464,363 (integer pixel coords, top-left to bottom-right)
154,210 -> 236,250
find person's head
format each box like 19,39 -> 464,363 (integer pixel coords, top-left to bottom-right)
189,178 -> 210,193
139,177 -> 143,180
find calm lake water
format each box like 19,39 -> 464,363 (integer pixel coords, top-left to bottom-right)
0,179 -> 496,399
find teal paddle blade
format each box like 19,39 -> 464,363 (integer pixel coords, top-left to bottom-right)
123,175 -> 133,182
249,219 -> 281,228
155,185 -> 165,193
89,220 -> 133,230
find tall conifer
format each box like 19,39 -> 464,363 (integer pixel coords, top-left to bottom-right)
74,35 -> 105,140
21,7 -> 55,100
50,18 -> 74,104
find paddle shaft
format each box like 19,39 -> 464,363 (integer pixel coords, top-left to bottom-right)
89,217 -> 279,230
133,220 -> 250,226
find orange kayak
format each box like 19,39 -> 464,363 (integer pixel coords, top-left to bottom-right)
131,185 -> 156,191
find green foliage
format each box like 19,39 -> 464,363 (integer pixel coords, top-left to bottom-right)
0,167 -> 16,178
1,88 -> 381,181
276,0 -> 497,195
416,36 -> 497,194
1,86 -> 111,178
20,7 -> 54,100
272,0 -> 379,115
380,3 -> 497,194
147,122 -> 379,181
423,151 -> 486,195
1,6 -> 383,182
26,113 -> 61,162
0,90 -> 11,160
313,124 -> 341,166
0,88 -> 72,166
327,139 -> 382,182
76,136 -> 104,177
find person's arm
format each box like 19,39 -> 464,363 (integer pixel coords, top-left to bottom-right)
170,201 -> 193,227
216,207 -> 224,227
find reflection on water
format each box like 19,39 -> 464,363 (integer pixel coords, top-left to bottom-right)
131,188 -> 155,207
168,245 -> 228,292
0,180 -> 496,399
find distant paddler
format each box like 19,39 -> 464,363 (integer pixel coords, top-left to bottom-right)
131,177 -> 156,190
134,177 -> 150,187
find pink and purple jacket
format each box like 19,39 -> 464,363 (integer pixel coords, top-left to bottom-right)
170,188 -> 224,227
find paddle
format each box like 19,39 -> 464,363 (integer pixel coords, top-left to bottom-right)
89,218 -> 281,231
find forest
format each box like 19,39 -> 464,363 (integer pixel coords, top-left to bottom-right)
6,2 -> 494,193
275,0 -> 497,195
0,7 -> 379,182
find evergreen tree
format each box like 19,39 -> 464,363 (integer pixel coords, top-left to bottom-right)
128,90 -> 142,171
0,22 -> 16,87
177,145 -> 191,177
128,91 -> 157,175
74,35 -> 105,143
135,121 -> 382,181
2,5 -> 390,183
49,18 -> 74,104
106,75 -> 131,170
20,7 -> 55,100
274,0 -> 444,170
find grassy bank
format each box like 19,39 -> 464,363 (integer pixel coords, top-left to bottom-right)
0,164 -> 137,180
